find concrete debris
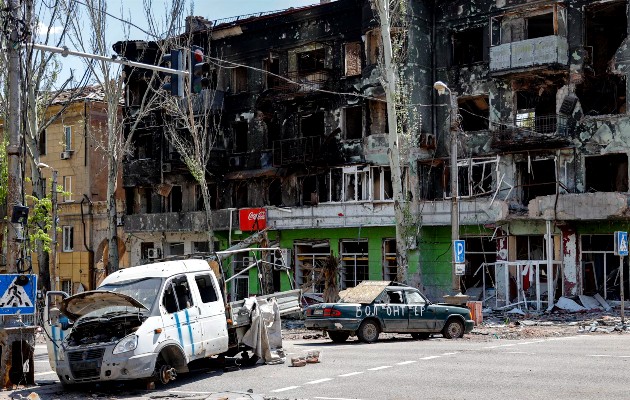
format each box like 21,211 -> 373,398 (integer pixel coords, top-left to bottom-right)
555,297 -> 587,312
594,293 -> 613,311
578,295 -> 604,310
506,308 -> 526,315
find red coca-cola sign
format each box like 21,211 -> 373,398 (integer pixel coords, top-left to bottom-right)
239,208 -> 267,231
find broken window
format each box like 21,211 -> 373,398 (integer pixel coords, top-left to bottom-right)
300,112 -> 325,137
418,161 -> 445,201
344,106 -> 363,139
515,88 -> 559,134
341,240 -> 369,289
585,153 -> 629,193
263,57 -> 280,89
234,182 -> 248,208
231,67 -> 248,93
383,239 -> 397,281
526,12 -> 554,39
298,48 -> 326,72
372,166 -> 393,201
193,242 -> 209,253
294,242 -> 329,294
459,236 -> 496,294
162,275 -> 193,313
194,274 -> 218,303
452,26 -> 485,65
268,179 -> 283,207
366,29 -> 382,66
344,42 -> 362,76
339,166 -> 370,202
516,157 -> 557,205
232,120 -> 248,153
300,173 -> 329,206
166,185 -> 182,212
458,95 -> 489,132
368,99 -> 388,135
458,157 -> 496,198
515,235 -> 547,260
581,234 -> 628,300
167,242 -> 184,256
195,184 -> 218,211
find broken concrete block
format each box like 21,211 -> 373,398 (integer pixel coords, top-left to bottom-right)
555,297 -> 587,312
578,295 -> 603,310
593,293 -> 613,311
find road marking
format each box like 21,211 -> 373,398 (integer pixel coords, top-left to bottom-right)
314,397 -> 364,400
506,351 -> 534,355
338,371 -> 364,377
588,355 -> 612,357
396,361 -> 417,365
168,390 -> 214,395
272,386 -> 301,393
441,352 -> 459,356
306,378 -> 333,385
420,356 -> 440,360
34,371 -> 56,377
368,366 -> 392,371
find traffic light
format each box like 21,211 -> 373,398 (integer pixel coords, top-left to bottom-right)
190,45 -> 211,94
162,49 -> 183,97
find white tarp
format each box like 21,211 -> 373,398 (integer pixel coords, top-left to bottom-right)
241,297 -> 285,365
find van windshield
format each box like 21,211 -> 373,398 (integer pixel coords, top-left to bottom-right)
98,277 -> 163,311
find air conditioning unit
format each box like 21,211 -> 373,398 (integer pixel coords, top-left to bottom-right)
229,156 -> 241,167
242,256 -> 254,266
147,248 -> 161,259
161,163 -> 172,173
60,151 -> 71,160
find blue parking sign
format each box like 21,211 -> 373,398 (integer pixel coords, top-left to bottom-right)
616,231 -> 629,256
454,240 -> 466,264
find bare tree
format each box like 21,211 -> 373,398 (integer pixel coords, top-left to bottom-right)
65,0 -> 184,274
371,0 -> 418,285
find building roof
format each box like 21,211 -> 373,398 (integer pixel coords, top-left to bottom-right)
48,84 -> 108,105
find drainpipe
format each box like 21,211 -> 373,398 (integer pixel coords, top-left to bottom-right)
81,195 -> 95,289
431,0 -> 437,139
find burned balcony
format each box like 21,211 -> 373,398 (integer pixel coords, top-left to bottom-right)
125,208 -> 232,232
269,70 -> 334,95
273,136 -> 322,166
123,158 -> 161,187
491,115 -> 573,151
490,35 -> 569,74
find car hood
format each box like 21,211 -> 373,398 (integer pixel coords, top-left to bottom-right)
61,290 -> 148,320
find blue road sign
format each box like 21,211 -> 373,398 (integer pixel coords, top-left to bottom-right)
454,240 -> 466,264
0,274 -> 37,315
616,231 -> 629,257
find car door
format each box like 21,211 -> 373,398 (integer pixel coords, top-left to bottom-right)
380,289 -> 408,332
161,275 -> 203,360
406,290 -> 436,331
192,273 -> 229,357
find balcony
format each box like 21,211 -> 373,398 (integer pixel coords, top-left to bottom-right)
529,192 -> 630,221
491,115 -> 573,151
123,158 -> 161,187
273,136 -> 322,166
490,35 -> 569,74
124,209 -> 233,233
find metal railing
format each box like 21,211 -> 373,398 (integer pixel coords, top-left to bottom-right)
269,70 -> 333,94
273,136 -> 322,166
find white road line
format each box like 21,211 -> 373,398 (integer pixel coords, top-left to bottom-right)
167,390 -> 214,395
368,366 -> 392,371
314,397 -> 364,400
305,378 -> 334,385
34,371 -> 56,377
272,386 -> 301,393
441,352 -> 459,356
588,355 -> 612,357
338,371 -> 364,377
420,356 -> 440,360
396,361 -> 417,365
506,351 -> 533,355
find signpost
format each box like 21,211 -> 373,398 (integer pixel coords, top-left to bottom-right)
454,240 -> 466,276
614,231 -> 628,324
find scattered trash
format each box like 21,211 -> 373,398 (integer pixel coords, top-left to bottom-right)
306,350 -> 321,363
290,357 -> 307,367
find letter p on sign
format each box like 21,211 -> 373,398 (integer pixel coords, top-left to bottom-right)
454,240 -> 465,264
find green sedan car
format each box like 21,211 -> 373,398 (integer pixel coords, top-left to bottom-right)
304,281 -> 474,343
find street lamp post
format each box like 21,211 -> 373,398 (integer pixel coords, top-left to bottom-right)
37,163 -> 58,291
433,81 -> 461,293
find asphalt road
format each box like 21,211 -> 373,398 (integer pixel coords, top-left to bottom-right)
12,333 -> 630,399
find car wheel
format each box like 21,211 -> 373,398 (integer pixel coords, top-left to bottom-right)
442,319 -> 464,339
327,331 -> 350,343
357,320 -> 380,343
411,332 -> 430,340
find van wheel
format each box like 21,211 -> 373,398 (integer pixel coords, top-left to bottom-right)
154,356 -> 177,385
357,320 -> 380,343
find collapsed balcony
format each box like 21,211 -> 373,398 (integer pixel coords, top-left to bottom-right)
490,114 -> 572,151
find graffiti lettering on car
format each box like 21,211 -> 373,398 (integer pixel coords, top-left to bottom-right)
356,304 -> 425,318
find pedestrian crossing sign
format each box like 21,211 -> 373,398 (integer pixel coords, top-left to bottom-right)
0,274 -> 37,315
615,231 -> 629,257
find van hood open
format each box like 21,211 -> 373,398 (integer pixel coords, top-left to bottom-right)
61,290 -> 148,321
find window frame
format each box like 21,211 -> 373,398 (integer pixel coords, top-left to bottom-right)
62,226 -> 74,252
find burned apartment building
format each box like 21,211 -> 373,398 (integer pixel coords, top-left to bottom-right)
116,0 -> 630,308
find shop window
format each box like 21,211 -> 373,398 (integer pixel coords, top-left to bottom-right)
585,154 -> 628,193
582,234 -> 626,300
341,240 -> 369,289
344,42 -> 362,76
295,242 -> 329,294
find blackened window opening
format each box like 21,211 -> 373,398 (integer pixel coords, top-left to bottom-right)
585,153 -> 629,193
526,13 -> 554,39
453,27 -> 484,65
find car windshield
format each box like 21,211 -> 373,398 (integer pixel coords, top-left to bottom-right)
87,277 -> 163,316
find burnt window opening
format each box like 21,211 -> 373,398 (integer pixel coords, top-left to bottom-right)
458,96 -> 489,131
134,133 -> 155,159
268,179 -> 283,206
167,242 -> 185,256
167,185 -> 183,212
344,106 -> 363,139
340,240 -> 369,289
297,48 -> 326,73
234,182 -> 248,208
329,168 -> 343,202
383,239 -> 397,281
368,100 -> 388,135
193,241 -> 210,253
125,188 -> 135,215
585,153 -> 629,193
300,112 -> 325,137
231,67 -> 248,93
232,120 -> 248,153
263,57 -> 280,89
300,174 -> 329,205
517,158 -> 557,205
418,162 -> 445,201
515,235 -> 547,260
344,42 -> 362,76
372,166 -> 393,201
515,89 -> 558,133
366,29 -> 382,66
140,187 -> 153,214
128,81 -> 149,106
196,184 -> 218,211
452,27 -> 485,65
526,13 -> 554,39
294,242 -> 330,294
458,158 -> 496,198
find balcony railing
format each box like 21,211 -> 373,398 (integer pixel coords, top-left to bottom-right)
270,70 -> 333,94
273,136 -> 322,166
490,35 -> 569,73
490,114 -> 573,150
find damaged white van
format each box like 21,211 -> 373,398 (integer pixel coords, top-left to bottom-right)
44,258 -> 300,385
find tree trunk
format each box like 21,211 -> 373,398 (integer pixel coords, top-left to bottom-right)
106,147 -> 119,274
199,177 -> 216,252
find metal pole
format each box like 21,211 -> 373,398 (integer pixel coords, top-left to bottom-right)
449,90 -> 460,293
51,170 -> 58,291
621,256 -> 625,324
